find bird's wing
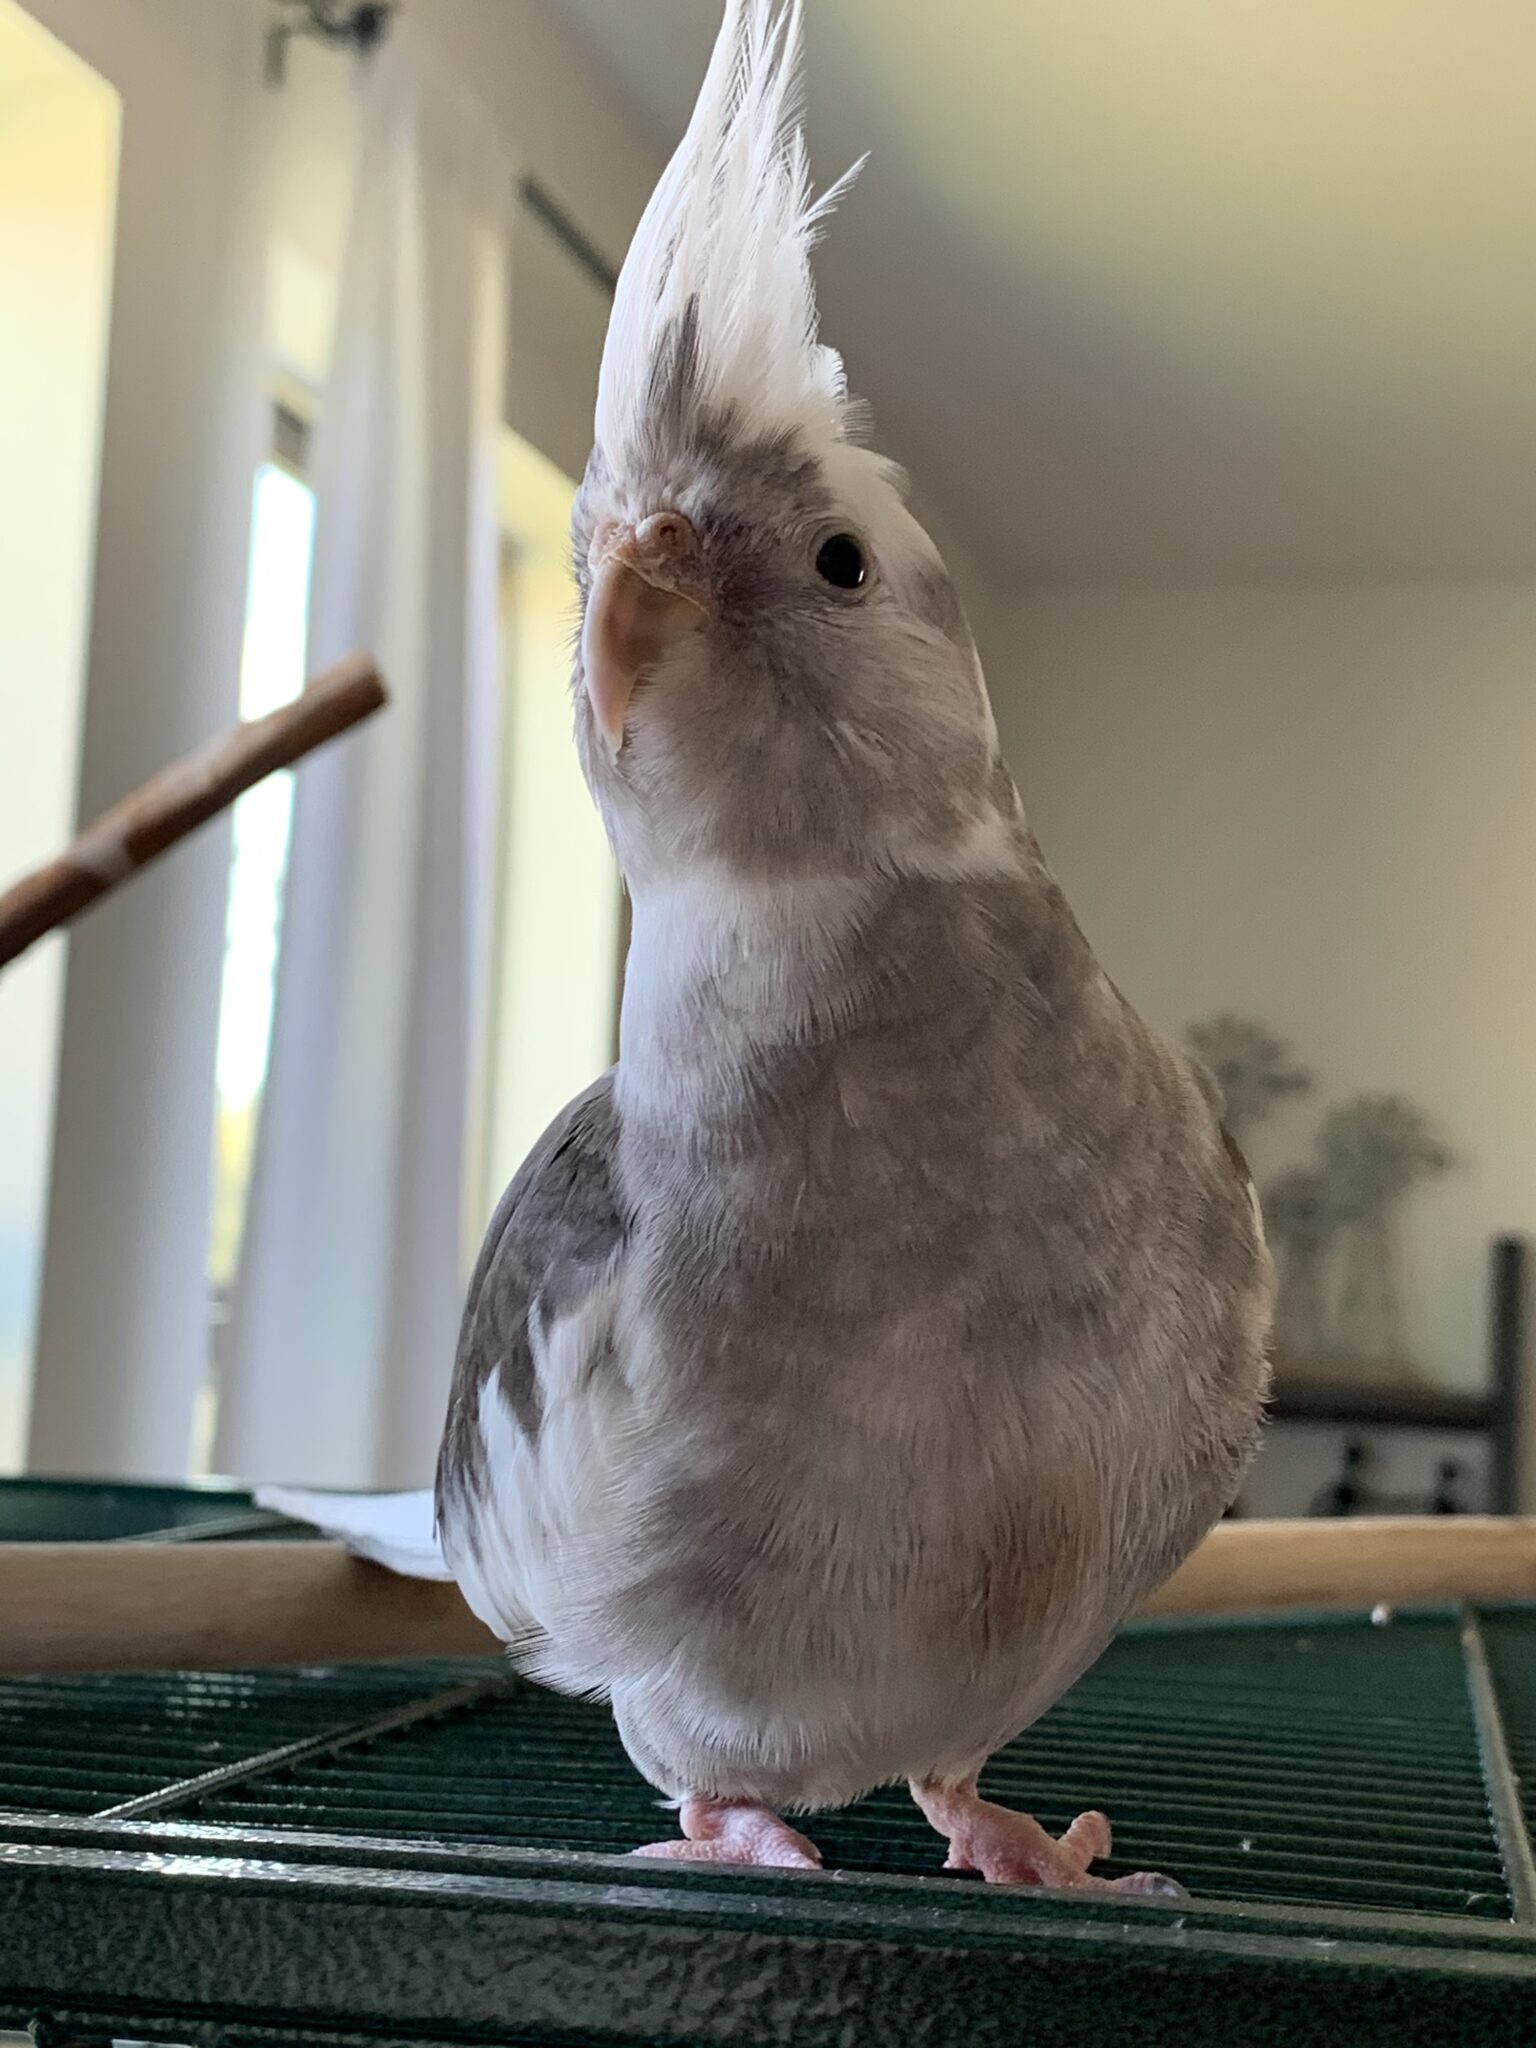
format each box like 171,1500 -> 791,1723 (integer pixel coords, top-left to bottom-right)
434,1070 -> 628,1652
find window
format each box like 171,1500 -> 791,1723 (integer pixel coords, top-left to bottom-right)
196,448 -> 315,1471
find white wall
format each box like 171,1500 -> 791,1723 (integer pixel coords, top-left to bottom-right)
991,582 -> 1536,1488
0,5 -> 117,1468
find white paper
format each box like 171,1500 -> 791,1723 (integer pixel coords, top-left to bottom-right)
254,1485 -> 452,1580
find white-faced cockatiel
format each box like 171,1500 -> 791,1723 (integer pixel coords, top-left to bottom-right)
437,0 -> 1272,1894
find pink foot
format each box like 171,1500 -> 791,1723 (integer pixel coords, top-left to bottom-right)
912,1779 -> 1184,1898
633,1795 -> 822,1870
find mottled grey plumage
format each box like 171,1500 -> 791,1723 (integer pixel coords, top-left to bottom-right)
437,0 -> 1271,1884
443,1077 -> 622,1456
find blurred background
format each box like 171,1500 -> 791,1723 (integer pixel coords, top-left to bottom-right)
1,0 -> 1532,1516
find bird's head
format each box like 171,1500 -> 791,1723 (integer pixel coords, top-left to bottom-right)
572,0 -> 1004,886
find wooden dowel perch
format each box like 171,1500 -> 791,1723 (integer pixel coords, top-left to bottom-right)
1139,1514 -> 1536,1620
0,1543 -> 499,1676
2,1517 -> 1534,1677
0,652 -> 387,972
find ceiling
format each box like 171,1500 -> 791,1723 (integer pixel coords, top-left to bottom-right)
542,0 -> 1536,584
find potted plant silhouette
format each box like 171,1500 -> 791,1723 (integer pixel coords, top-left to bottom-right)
1185,1013 -> 1310,1148
1263,1164 -> 1338,1364
1319,1095 -> 1453,1371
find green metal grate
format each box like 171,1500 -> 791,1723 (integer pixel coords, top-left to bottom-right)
0,1475 -> 285,1544
0,1616 -> 1514,1917
1477,1610 -> 1536,1878
165,1615 -> 1512,1919
0,1665 -> 448,1818
5,1600 -> 1536,2042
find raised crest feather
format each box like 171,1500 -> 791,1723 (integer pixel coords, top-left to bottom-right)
594,0 -> 862,468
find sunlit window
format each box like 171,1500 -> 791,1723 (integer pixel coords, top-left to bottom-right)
204,460 -> 315,1370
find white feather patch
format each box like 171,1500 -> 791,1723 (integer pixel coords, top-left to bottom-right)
439,1259 -> 631,1657
594,0 -> 860,467
887,807 -> 1020,885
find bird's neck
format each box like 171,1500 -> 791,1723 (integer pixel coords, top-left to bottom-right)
618,865 -> 878,1061
614,805 -> 1034,1127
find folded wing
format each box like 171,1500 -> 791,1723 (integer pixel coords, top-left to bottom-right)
435,1073 -> 630,1658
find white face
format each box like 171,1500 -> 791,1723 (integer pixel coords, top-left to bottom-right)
568,403 -> 1001,895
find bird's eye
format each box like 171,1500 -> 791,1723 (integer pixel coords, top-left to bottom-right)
814,531 -> 868,591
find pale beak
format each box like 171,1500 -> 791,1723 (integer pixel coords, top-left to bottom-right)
581,512 -> 707,756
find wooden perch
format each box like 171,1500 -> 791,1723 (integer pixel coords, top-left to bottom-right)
2,1517 -> 1534,1677
1,1542 -> 498,1676
1139,1514 -> 1536,1619
0,652 -> 387,972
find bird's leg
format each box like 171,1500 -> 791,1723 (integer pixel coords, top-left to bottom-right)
911,1777 -> 1184,1897
632,1794 -> 822,1870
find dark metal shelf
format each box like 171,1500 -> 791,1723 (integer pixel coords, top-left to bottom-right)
1270,1376 -> 1499,1433
1266,1237 -> 1527,1511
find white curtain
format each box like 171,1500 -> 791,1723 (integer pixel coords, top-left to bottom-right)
217,31 -> 510,1488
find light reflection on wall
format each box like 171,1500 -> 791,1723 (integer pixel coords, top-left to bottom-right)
478,431 -> 621,1227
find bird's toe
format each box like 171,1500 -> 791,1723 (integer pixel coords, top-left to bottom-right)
633,1798 -> 822,1870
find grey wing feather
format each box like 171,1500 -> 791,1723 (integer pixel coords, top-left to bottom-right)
434,1070 -> 626,1642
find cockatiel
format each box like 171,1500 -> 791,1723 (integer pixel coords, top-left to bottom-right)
437,0 -> 1271,1893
